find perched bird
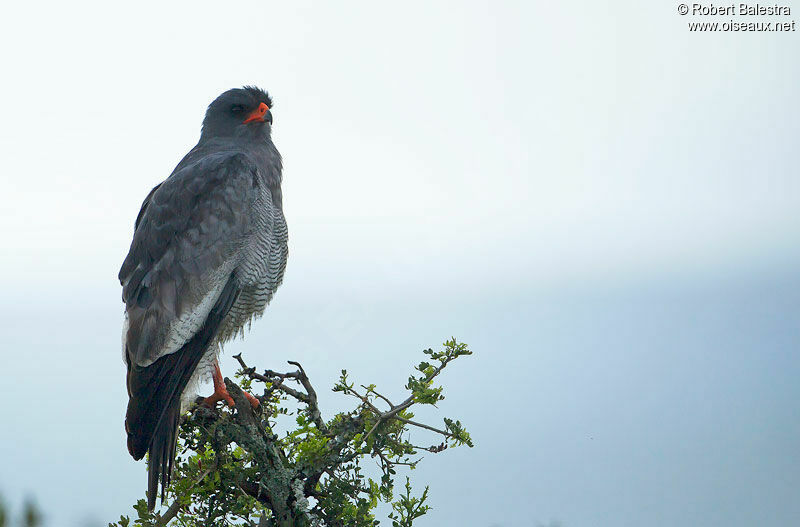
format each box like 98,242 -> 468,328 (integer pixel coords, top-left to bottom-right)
119,86 -> 288,510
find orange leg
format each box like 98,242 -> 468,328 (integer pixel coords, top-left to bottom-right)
202,361 -> 235,407
201,360 -> 260,409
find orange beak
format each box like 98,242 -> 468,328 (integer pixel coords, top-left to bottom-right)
243,102 -> 270,124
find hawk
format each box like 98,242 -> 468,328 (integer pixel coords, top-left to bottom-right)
119,86 -> 287,509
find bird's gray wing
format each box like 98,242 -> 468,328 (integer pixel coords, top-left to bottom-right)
120,151 -> 261,463
120,152 -> 260,366
131,182 -> 163,231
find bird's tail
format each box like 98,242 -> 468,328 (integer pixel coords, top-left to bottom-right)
147,399 -> 180,510
124,276 -> 240,510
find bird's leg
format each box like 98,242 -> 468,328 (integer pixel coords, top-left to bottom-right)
202,361 -> 235,407
201,360 -> 260,409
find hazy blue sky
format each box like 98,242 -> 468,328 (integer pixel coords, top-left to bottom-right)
1,2 -> 798,526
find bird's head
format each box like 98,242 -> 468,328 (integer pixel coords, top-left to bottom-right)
201,86 -> 274,140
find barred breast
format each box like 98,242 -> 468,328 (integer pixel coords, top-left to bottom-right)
182,171 -> 286,405
218,179 -> 288,344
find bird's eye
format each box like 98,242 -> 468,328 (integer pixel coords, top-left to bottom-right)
230,104 -> 245,113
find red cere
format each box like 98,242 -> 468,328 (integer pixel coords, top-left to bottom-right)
243,102 -> 269,124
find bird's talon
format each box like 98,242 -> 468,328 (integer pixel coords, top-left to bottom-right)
244,391 -> 261,409
201,388 -> 235,408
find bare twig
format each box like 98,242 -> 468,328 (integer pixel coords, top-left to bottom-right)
362,394 -> 415,442
233,354 -> 312,405
393,416 -> 453,439
361,384 -> 395,409
338,384 -> 382,414
407,442 -> 448,453
287,360 -> 327,432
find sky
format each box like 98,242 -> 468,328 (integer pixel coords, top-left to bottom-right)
0,1 -> 799,526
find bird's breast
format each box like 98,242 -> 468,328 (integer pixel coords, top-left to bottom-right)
218,187 -> 288,343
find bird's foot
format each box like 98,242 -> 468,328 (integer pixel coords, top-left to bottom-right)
201,384 -> 235,408
200,386 -> 260,409
202,361 -> 260,409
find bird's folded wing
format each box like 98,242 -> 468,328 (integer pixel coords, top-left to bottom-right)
119,152 -> 261,367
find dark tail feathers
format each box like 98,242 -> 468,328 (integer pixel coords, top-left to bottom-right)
124,276 -> 240,510
147,401 -> 180,510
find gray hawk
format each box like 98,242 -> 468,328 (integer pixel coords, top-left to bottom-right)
119,86 -> 288,509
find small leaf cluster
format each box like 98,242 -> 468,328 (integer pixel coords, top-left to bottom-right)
387,479 -> 430,527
